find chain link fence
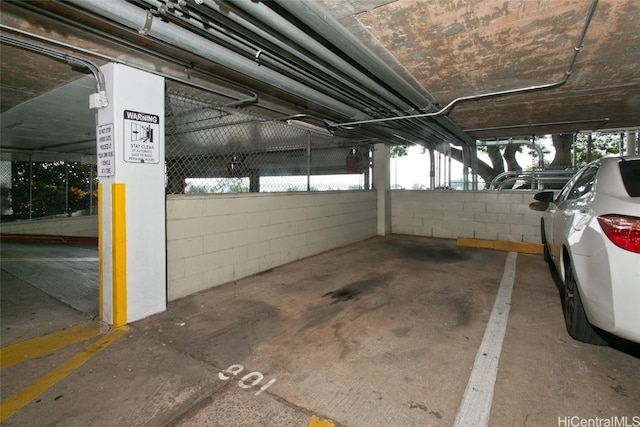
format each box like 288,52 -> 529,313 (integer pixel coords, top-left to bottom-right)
0,156 -> 97,221
165,90 -> 371,194
0,88 -> 372,222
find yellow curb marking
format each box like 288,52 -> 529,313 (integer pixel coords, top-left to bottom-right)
309,415 -> 335,427
456,237 -> 544,254
0,326 -> 128,422
0,322 -> 104,369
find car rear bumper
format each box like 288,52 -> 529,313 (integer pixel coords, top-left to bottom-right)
574,243 -> 640,344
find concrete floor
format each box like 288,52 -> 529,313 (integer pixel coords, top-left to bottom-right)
1,235 -> 639,426
0,241 -> 98,319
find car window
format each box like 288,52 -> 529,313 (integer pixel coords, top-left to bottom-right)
565,165 -> 599,200
556,176 -> 576,202
556,167 -> 586,202
619,160 -> 640,197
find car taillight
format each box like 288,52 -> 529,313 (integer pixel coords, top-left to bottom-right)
597,214 -> 640,254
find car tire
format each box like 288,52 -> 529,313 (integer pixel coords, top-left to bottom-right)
563,261 -> 607,345
541,219 -> 551,264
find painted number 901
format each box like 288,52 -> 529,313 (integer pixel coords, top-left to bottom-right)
218,364 -> 276,396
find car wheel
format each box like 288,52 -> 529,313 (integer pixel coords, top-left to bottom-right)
563,261 -> 607,345
541,219 -> 551,264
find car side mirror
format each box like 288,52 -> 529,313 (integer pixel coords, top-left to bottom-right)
530,191 -> 555,211
534,191 -> 555,203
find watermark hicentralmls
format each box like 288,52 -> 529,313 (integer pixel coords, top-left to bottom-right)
558,415 -> 640,427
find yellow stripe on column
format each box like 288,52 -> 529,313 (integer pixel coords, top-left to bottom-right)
112,183 -> 127,327
98,183 -> 103,321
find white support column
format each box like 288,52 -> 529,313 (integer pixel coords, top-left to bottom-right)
626,130 -> 637,156
373,143 -> 391,236
96,63 -> 166,325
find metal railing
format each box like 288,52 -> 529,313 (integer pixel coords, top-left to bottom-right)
489,168 -> 577,191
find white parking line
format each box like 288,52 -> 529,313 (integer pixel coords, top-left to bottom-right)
454,251 -> 518,427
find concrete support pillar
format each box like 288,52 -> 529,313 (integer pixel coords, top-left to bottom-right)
373,143 -> 391,236
96,63 -> 166,325
626,130 -> 637,156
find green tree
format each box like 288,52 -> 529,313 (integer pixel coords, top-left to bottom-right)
550,133 -> 621,169
185,184 -> 212,194
10,161 -> 96,218
212,178 -> 249,193
574,133 -> 620,166
390,145 -> 408,158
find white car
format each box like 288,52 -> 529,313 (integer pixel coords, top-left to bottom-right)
535,156 -> 640,345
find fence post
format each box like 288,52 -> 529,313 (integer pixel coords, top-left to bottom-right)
306,131 -> 311,191
65,160 -> 69,215
28,156 -> 33,219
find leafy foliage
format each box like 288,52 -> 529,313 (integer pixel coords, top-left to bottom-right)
574,133 -> 621,166
185,178 -> 249,194
390,145 -> 408,158
9,161 -> 96,218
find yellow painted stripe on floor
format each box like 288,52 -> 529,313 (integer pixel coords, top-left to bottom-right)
457,237 -> 544,254
0,322 -> 104,369
309,415 -> 335,427
112,183 -> 127,327
0,326 -> 128,423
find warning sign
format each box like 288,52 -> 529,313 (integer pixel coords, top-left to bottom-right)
123,110 -> 160,164
97,123 -> 115,177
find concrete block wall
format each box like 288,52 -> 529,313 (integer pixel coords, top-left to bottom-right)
0,216 -> 98,237
391,190 -> 542,243
166,191 -> 377,301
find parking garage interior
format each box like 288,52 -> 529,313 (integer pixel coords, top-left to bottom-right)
1,1 -> 639,426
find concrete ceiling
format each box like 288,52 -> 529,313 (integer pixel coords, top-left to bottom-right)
1,0 -> 639,160
319,0 -> 640,137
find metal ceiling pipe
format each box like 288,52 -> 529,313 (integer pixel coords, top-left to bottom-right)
220,0 -> 415,115
66,1 -> 470,168
330,0 -> 599,128
275,0 -> 477,153
274,0 -> 437,112
66,0 -> 370,121
272,0 -> 477,185
291,0 -> 596,188
221,0 -> 473,158
169,0 -> 403,115
465,118 -> 611,134
136,0 -> 394,115
0,32 -> 108,109
1,23 -> 264,112
135,0 -> 466,150
229,0 -> 467,135
150,0 -> 459,148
